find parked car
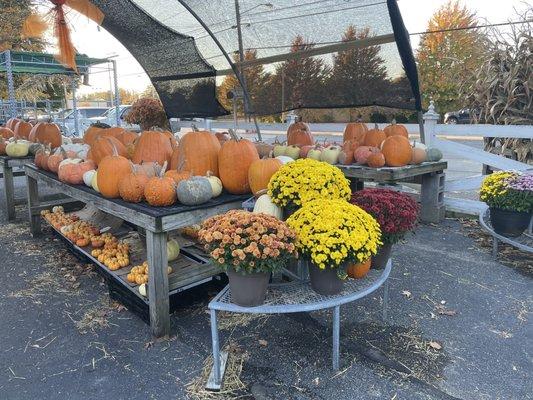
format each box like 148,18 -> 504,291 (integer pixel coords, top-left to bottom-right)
57,107 -> 108,136
83,105 -> 140,132
444,108 -> 479,124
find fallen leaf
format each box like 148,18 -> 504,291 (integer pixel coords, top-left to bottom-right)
429,341 -> 442,350
258,339 -> 268,347
401,290 -> 412,299
440,300 -> 446,305
144,341 -> 154,350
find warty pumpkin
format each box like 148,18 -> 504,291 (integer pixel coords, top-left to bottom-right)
132,130 -> 174,166
287,121 -> 314,146
0,127 -> 14,139
381,135 -> 413,167
14,120 -> 33,140
90,136 -> 127,166
384,120 -> 409,138
218,130 -> 260,194
144,161 -> 177,206
363,124 -> 387,148
343,122 -> 368,143
119,163 -> 150,203
29,122 -> 62,148
248,158 -> 282,195
367,152 -> 386,168
98,150 -> 132,199
170,128 -> 221,176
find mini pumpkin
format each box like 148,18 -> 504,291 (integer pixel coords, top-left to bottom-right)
206,172 -> 223,197
381,136 -> 413,167
176,176 -> 213,205
426,148 -> 443,162
347,259 -> 371,279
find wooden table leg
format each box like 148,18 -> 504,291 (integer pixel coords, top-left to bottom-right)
420,171 -> 445,223
3,165 -> 16,221
146,229 -> 170,337
26,174 -> 41,235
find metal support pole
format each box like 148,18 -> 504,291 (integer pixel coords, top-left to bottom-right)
211,310 -> 221,383
332,306 -> 340,370
111,60 -> 121,126
71,77 -> 79,136
5,50 -> 17,118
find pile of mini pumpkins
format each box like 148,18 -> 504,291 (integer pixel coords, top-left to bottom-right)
267,121 -> 443,168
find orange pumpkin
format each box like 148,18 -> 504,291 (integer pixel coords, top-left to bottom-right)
354,146 -> 381,165
0,137 -> 7,155
90,136 -> 127,166
135,161 -> 162,177
47,149 -> 66,173
343,122 -> 368,143
165,170 -> 192,186
170,129 -> 221,176
132,130 -> 174,166
381,136 -> 413,167
0,127 -> 14,139
28,122 -> 62,148
144,162 -> 177,206
58,160 -> 96,185
347,259 -> 371,279
5,118 -> 21,131
117,130 -> 138,147
218,131 -> 259,194
98,152 -> 132,199
367,152 -> 386,168
215,131 -> 230,145
337,150 -> 354,165
384,121 -> 409,138
34,145 -> 51,169
83,122 -> 110,146
119,165 -> 150,203
363,124 -> 387,148
162,130 -> 179,150
287,122 -> 314,146
248,158 -> 282,195
343,140 -> 360,153
14,120 -> 33,139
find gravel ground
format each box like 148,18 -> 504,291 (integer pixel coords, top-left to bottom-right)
0,176 -> 531,400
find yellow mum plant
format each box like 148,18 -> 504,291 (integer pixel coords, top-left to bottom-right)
287,199 -> 382,275
268,158 -> 351,209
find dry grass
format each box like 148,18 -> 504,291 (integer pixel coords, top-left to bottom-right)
185,343 -> 249,400
9,270 -> 72,300
217,312 -> 270,332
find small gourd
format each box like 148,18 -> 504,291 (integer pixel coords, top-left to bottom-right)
253,194 -> 282,219
426,148 -> 443,162
176,176 -> 213,206
5,139 -> 30,157
83,170 -> 96,187
167,239 -> 180,261
91,170 -> 100,192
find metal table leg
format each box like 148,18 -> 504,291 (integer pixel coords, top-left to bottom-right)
26,174 -> 41,235
332,306 -> 340,370
146,229 -> 170,337
382,278 -> 389,322
206,309 -> 228,391
492,237 -> 499,259
4,165 -> 15,221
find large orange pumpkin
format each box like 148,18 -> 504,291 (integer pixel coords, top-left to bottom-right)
132,130 -> 174,166
5,118 -> 21,131
381,135 -> 413,167
287,122 -> 314,146
248,158 -> 282,195
363,124 -> 387,148
343,122 -> 368,143
83,122 -> 110,146
218,131 -> 259,194
0,127 -> 14,139
170,129 -> 221,176
98,153 -> 132,199
14,120 -> 33,139
144,163 -> 177,206
384,121 -> 409,138
29,122 -> 62,148
90,136 -> 127,166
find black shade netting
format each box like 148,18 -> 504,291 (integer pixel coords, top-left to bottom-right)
93,0 -> 421,117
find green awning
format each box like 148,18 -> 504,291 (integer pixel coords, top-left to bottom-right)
0,50 -> 109,75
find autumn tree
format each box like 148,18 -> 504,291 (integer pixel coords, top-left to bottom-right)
416,1 -> 489,112
329,25 -> 388,113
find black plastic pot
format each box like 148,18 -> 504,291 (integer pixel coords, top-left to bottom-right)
227,269 -> 270,307
308,262 -> 344,296
372,243 -> 393,269
489,207 -> 531,238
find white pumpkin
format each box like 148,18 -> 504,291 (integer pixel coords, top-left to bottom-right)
253,194 -> 283,219
83,169 -> 96,187
275,155 -> 294,165
139,283 -> 147,297
320,145 -> 342,164
411,140 -> 427,150
206,173 -> 223,197
91,170 -> 99,192
307,148 -> 322,160
5,140 -> 29,157
167,239 -> 180,261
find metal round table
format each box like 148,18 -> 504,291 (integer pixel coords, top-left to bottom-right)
206,260 -> 392,390
479,208 -> 533,258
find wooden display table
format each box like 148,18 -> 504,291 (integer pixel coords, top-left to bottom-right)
25,164 -> 248,337
337,161 -> 448,223
0,155 -> 33,221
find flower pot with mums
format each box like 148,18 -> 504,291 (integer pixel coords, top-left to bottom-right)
198,210 -> 297,307
351,189 -> 419,269
267,158 -> 351,218
480,171 -> 532,237
287,199 -> 382,295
